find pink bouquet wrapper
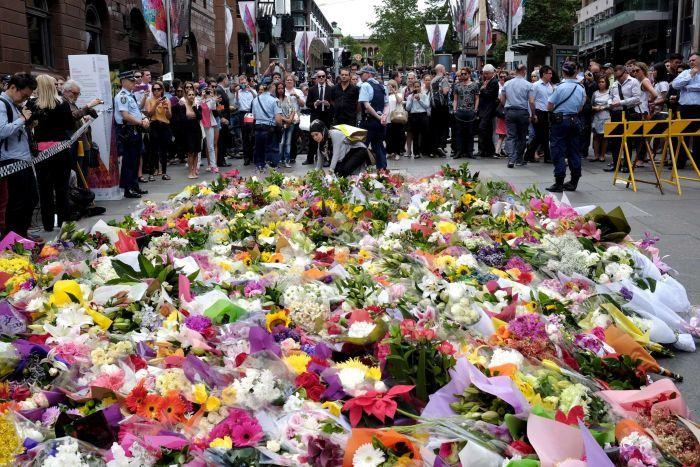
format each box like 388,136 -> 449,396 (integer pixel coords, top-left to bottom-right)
597,379 -> 688,419
527,415 -> 613,467
0,231 -> 36,251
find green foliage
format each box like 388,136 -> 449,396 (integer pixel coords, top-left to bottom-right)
340,35 -> 362,55
491,36 -> 508,66
518,0 -> 579,45
369,0 -> 425,67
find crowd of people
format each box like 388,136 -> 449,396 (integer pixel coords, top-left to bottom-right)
1,51 -> 699,239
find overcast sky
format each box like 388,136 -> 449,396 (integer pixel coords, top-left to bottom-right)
317,0 -> 377,37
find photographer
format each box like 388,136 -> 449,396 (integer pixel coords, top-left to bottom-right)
0,73 -> 37,237
27,75 -> 75,232
144,80 -> 172,180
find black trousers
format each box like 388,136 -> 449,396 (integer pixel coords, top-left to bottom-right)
408,113 -> 430,156
679,105 -> 700,169
217,119 -> 230,166
478,112 -> 496,156
454,110 -> 476,157
386,122 -> 405,154
429,106 -> 449,152
237,112 -> 255,164
36,150 -> 70,231
148,121 -> 171,174
525,110 -> 550,161
1,162 -> 39,238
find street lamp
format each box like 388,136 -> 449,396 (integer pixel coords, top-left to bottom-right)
331,21 -> 342,77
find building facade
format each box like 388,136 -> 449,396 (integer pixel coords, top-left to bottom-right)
575,0 -> 700,63
1,0 -> 247,80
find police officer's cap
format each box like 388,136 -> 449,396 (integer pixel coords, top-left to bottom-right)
359,65 -> 377,75
603,63 -> 613,69
118,70 -> 137,82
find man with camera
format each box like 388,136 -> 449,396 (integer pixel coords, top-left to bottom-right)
0,73 -> 38,237
546,62 -> 586,192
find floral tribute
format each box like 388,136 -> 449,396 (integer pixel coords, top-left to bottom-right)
0,164 -> 698,466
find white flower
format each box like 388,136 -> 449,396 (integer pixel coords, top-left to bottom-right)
347,321 -> 377,339
55,305 -> 93,329
266,439 -> 282,453
352,443 -> 386,467
282,392 -> 305,412
41,438 -> 88,467
488,348 -> 524,369
337,367 -> 367,391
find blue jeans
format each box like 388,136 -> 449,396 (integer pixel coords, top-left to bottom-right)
254,127 -> 279,169
550,115 -> 582,178
363,118 -> 387,170
279,125 -> 295,163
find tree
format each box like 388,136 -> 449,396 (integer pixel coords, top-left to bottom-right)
340,35 -> 362,56
368,0 -> 424,67
517,0 -> 579,45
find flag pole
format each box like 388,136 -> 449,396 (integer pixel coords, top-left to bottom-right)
254,0 -> 260,77
507,0 -> 512,70
165,0 -> 174,78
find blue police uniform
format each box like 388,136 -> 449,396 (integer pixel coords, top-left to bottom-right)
251,91 -> 282,169
359,76 -> 388,169
114,80 -> 144,194
547,78 -> 586,190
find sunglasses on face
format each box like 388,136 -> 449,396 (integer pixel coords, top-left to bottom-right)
317,75 -> 326,78
153,87 -> 162,91
134,75 -> 142,79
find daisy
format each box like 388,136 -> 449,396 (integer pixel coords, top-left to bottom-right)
125,380 -> 147,413
352,443 -> 386,467
160,391 -> 190,424
136,394 -> 163,420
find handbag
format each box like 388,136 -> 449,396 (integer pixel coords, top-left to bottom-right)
390,104 -> 408,125
299,114 -> 311,131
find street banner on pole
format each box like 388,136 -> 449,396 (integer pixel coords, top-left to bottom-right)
295,31 -> 315,63
68,55 -> 121,200
239,1 -> 257,45
141,0 -> 191,49
465,0 -> 479,39
511,0 -> 524,31
485,19 -> 493,51
425,24 -> 449,52
225,6 -> 233,49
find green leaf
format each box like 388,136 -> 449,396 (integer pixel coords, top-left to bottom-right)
111,259 -> 140,281
65,292 -> 81,304
138,254 -> 155,278
416,347 -> 427,402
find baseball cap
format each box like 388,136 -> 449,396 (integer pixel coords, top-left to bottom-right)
359,65 -> 377,75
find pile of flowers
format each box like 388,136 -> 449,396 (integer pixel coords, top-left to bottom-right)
0,164 -> 699,466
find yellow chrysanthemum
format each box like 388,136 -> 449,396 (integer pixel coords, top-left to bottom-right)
266,185 -> 281,198
365,366 -> 381,381
284,353 -> 311,375
435,255 -> 456,269
210,436 -> 233,449
461,193 -> 475,205
437,221 -> 457,235
335,357 -> 370,373
266,309 -> 290,332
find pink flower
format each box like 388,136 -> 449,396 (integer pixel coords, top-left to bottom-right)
437,341 -> 456,355
230,419 -> 264,447
91,367 -> 125,391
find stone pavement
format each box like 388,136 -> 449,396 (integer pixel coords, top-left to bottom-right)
71,153 -> 700,411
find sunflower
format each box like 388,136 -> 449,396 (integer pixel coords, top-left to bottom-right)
136,394 -> 164,420
160,391 -> 189,424
265,309 -> 290,331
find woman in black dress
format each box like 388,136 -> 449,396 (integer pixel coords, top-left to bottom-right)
173,89 -> 202,179
27,74 -> 75,231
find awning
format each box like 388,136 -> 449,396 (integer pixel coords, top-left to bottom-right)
596,10 -> 670,34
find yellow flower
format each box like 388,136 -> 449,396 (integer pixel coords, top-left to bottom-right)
435,255 -> 456,269
322,401 -> 342,417
266,185 -> 281,198
396,210 -> 409,220
335,357 -> 370,373
266,310 -> 290,332
365,366 -> 381,381
206,396 -> 221,412
221,385 -> 237,405
437,221 -> 457,235
284,353 -> 311,375
541,359 -> 561,373
461,193 -> 475,205
192,384 -> 208,404
353,205 -> 365,213
210,436 -> 233,449
357,249 -> 372,262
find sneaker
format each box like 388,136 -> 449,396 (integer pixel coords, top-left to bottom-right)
283,162 -> 292,168
403,153 -> 412,158
516,161 -> 527,166
507,163 -> 515,168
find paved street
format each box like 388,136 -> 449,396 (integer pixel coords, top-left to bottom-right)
69,153 -> 700,413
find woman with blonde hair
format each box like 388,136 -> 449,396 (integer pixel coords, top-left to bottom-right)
27,74 -> 75,231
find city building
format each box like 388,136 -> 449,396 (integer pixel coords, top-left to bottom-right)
575,0 -> 700,63
289,0 -> 332,72
352,36 -> 380,65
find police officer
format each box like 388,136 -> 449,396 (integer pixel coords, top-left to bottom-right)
546,62 -> 586,192
358,65 -> 389,170
114,70 -> 149,198
251,82 -> 283,172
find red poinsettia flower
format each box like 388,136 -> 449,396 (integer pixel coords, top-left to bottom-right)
555,405 -> 585,426
342,385 -> 414,427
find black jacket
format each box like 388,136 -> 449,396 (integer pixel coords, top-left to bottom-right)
307,84 -> 334,122
477,78 -> 499,118
216,85 -> 231,121
330,83 -> 359,125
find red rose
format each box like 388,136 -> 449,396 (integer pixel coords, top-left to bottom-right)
295,371 -> 320,388
306,383 -> 326,401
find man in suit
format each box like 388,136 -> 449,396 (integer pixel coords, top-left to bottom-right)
215,73 -> 231,167
304,69 -> 333,165
477,64 -> 500,158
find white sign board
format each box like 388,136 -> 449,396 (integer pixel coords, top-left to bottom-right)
68,54 -> 121,200
504,51 -> 515,63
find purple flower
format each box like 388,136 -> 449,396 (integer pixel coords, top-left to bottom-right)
475,245 -> 506,268
41,406 -> 61,426
620,287 -> 634,301
639,231 -> 660,249
301,436 -> 343,467
244,280 -> 266,298
508,314 -> 548,340
505,256 -> 531,273
184,315 -> 212,333
574,333 -> 603,354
